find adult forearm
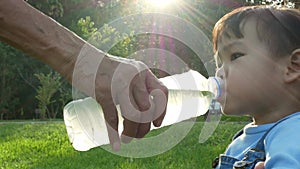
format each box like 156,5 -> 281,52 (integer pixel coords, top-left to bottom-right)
0,0 -> 168,150
0,0 -> 106,83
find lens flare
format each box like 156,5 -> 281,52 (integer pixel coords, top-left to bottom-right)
146,0 -> 177,8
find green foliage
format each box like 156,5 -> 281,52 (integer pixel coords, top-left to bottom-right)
34,72 -> 62,119
0,44 -> 20,116
0,43 -> 48,119
77,16 -> 98,40
0,121 -> 244,169
27,0 -> 64,19
247,0 -> 299,8
76,16 -> 135,57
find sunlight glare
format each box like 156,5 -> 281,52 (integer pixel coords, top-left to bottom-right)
146,0 -> 178,8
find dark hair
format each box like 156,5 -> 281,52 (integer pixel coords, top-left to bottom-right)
212,6 -> 300,58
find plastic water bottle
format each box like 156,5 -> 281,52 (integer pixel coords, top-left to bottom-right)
63,70 -> 222,151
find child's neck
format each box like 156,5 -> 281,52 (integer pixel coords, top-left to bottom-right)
252,108 -> 300,125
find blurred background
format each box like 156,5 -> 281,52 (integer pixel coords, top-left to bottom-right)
1,0 -> 299,120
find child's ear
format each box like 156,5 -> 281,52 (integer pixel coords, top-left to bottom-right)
284,49 -> 300,83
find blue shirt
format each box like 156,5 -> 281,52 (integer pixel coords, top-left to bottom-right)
224,112 -> 300,168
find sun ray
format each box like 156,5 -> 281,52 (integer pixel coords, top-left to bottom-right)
145,0 -> 178,9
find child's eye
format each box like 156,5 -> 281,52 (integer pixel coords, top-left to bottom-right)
231,53 -> 244,61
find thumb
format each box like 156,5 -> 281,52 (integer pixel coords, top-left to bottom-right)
254,162 -> 265,169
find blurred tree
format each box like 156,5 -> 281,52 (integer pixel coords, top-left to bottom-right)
75,16 -> 135,57
0,43 -> 20,119
34,71 -> 62,119
27,0 -> 64,19
246,0 -> 299,8
0,42 -> 48,119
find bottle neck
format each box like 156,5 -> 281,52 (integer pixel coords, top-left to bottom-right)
207,77 -> 222,99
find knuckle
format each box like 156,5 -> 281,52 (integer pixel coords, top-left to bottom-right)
139,102 -> 150,111
161,85 -> 168,94
135,61 -> 148,72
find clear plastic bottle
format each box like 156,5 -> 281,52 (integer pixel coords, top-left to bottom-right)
63,70 -> 222,151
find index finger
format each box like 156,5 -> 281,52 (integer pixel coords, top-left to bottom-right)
101,101 -> 121,151
146,71 -> 168,127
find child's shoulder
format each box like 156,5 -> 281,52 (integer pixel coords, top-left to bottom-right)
265,111 -> 300,143
263,112 -> 300,167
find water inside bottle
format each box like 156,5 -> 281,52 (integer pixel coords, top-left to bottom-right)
157,89 -> 213,128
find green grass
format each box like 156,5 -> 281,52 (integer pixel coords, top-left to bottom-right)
0,120 -> 245,169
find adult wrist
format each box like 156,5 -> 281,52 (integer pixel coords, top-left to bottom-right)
71,44 -> 110,98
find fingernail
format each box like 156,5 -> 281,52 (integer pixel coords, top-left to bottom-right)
112,142 -> 120,151
154,120 -> 162,127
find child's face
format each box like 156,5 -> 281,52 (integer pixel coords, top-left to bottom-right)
215,17 -> 286,117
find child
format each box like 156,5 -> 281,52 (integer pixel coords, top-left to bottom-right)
211,6 -> 300,169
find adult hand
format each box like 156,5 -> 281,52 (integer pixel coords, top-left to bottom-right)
93,56 -> 168,151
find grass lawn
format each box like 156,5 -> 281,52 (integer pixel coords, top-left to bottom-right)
0,119 -> 246,169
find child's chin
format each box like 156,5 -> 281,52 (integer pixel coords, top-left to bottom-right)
221,106 -> 244,116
